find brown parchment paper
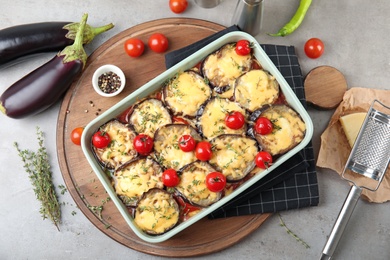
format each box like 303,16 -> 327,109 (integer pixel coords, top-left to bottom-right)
317,87 -> 390,203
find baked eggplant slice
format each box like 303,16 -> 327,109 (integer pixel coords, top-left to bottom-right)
252,105 -> 306,156
163,71 -> 212,117
234,69 -> 279,112
197,97 -> 247,140
153,124 -> 202,170
134,188 -> 180,235
129,98 -> 172,137
175,161 -> 222,207
209,134 -> 258,182
92,119 -> 137,170
113,157 -> 164,207
201,43 -> 252,98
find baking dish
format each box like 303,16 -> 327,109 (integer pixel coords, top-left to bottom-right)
81,31 -> 313,243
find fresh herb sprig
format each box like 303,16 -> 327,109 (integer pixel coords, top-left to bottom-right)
278,213 -> 310,249
14,127 -> 61,231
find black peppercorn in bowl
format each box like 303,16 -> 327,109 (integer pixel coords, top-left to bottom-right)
92,64 -> 126,97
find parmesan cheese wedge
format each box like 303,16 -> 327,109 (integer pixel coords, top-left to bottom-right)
339,112 -> 367,147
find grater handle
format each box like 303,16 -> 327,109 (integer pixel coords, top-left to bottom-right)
320,185 -> 362,260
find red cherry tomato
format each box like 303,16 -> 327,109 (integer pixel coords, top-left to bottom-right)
133,134 -> 154,156
255,151 -> 273,169
148,33 -> 169,53
195,141 -> 212,161
92,131 -> 111,149
304,38 -> 324,59
124,38 -> 145,58
255,117 -> 273,135
70,127 -> 84,146
205,172 -> 226,192
225,111 -> 245,130
178,135 -> 196,152
162,168 -> 180,187
235,40 -> 251,56
169,0 -> 188,13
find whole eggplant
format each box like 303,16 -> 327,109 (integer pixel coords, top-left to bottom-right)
0,14 -> 90,119
0,21 -> 113,65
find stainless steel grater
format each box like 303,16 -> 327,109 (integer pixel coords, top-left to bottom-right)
320,99 -> 390,260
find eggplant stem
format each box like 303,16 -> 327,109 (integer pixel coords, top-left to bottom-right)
60,14 -> 88,68
63,22 -> 114,45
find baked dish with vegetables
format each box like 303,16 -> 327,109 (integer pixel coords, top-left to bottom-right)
82,32 -> 313,242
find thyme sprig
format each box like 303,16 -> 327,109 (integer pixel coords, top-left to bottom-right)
278,213 -> 310,249
14,127 -> 61,231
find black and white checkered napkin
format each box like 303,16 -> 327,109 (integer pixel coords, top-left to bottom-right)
165,26 -> 319,218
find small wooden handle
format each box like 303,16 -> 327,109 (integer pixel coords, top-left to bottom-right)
304,66 -> 348,109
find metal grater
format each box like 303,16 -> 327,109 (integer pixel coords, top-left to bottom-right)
321,99 -> 390,260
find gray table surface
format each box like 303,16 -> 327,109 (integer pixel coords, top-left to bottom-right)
0,0 -> 389,259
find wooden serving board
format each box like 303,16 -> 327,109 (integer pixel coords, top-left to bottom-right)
57,18 -> 271,257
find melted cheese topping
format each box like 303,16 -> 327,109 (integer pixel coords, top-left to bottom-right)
130,99 -> 172,137
339,112 -> 367,147
134,190 -> 179,234
258,106 -> 306,155
165,72 -> 211,117
199,98 -> 247,140
210,136 -> 258,180
203,43 -> 251,93
234,70 -> 279,111
154,125 -> 200,170
114,158 -> 163,206
176,162 -> 220,206
94,120 -> 137,169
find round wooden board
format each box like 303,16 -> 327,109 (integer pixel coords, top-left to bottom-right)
304,65 -> 348,109
57,18 -> 271,257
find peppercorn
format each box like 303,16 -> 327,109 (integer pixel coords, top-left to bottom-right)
98,71 -> 121,94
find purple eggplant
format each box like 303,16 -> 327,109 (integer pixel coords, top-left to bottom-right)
0,14 -> 91,119
0,21 -> 113,65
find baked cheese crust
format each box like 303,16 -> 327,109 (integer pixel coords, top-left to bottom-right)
234,69 -> 279,111
114,157 -> 163,207
93,119 -> 137,170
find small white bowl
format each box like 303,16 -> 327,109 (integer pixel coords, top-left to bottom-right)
92,64 -> 126,97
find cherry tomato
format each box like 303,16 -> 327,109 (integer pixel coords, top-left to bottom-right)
124,38 -> 145,58
169,0 -> 188,13
235,40 -> 251,56
70,127 -> 84,146
178,135 -> 196,152
195,141 -> 212,161
304,38 -> 324,59
225,111 -> 245,130
133,134 -> 154,156
92,131 -> 111,149
148,33 -> 169,53
205,172 -> 226,192
173,116 -> 189,124
255,151 -> 273,169
162,168 -> 180,187
255,117 -> 273,135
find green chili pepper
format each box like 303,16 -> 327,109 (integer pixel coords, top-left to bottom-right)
268,0 -> 312,37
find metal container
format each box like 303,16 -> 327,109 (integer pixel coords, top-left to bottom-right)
231,0 -> 264,36
194,0 -> 223,8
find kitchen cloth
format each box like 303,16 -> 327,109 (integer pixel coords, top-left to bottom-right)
165,25 -> 319,218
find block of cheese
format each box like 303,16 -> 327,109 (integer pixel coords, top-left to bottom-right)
339,112 -> 367,147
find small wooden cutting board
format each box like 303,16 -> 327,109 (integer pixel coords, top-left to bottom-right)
304,65 -> 348,109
